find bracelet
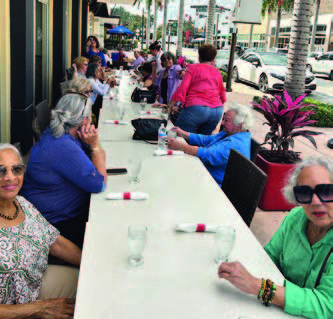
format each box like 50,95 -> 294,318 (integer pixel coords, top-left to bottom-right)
91,145 -> 101,153
261,279 -> 276,307
257,278 -> 266,300
264,283 -> 276,307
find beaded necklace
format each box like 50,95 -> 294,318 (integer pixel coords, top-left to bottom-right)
0,200 -> 20,220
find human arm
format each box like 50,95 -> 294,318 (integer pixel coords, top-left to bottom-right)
50,235 -> 81,267
0,299 -> 75,319
219,75 -> 227,104
72,63 -> 78,79
85,40 -> 91,53
189,131 -> 223,147
168,138 -> 198,156
152,61 -> 157,83
91,79 -> 109,96
170,65 -> 193,104
211,115 -> 223,135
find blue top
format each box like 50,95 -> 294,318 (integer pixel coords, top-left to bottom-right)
20,128 -> 105,224
132,56 -> 144,68
88,77 -> 110,104
155,65 -> 182,104
85,47 -> 106,67
189,131 -> 251,187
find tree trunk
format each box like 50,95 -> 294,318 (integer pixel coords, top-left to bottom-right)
153,0 -> 158,41
274,7 -> 282,47
285,0 -> 312,100
162,0 -> 168,51
310,0 -> 321,52
249,24 -> 254,48
146,2 -> 151,49
176,0 -> 184,56
206,0 -> 216,44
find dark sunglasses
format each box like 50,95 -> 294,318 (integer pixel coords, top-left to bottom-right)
162,56 -> 172,62
293,184 -> 333,204
83,63 -> 88,66
0,164 -> 26,179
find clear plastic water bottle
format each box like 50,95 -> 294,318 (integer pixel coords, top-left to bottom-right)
158,123 -> 167,151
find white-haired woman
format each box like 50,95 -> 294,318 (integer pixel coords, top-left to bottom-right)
217,157 -> 333,319
0,144 -> 80,317
20,93 -> 107,248
168,105 -> 253,187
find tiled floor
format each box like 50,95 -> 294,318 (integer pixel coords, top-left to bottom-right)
225,92 -> 333,246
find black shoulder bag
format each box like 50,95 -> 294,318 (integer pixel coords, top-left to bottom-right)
131,87 -> 156,104
131,118 -> 167,142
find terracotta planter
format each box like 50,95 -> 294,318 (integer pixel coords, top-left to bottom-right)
255,154 -> 296,211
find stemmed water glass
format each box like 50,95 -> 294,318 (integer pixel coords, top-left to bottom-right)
127,158 -> 142,184
140,98 -> 147,113
215,226 -> 235,264
116,105 -> 126,120
128,225 -> 147,266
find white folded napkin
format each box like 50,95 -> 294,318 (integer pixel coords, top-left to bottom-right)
175,224 -> 218,233
154,150 -> 184,156
106,192 -> 149,200
139,111 -> 158,115
104,120 -> 128,125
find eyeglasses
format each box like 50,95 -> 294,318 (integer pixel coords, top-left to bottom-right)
293,184 -> 333,204
0,164 -> 26,179
162,56 -> 172,62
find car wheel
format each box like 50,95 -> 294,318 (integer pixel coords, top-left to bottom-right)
306,64 -> 312,72
232,67 -> 239,82
258,74 -> 269,93
330,71 -> 333,81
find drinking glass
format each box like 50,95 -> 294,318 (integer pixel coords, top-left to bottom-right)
119,66 -> 123,75
215,226 -> 235,264
140,98 -> 147,112
128,158 -> 142,183
116,105 -> 126,120
167,129 -> 177,139
128,225 -> 147,266
113,86 -> 119,100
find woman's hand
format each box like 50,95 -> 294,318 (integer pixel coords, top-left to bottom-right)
86,39 -> 91,47
217,262 -> 262,295
77,121 -> 99,148
178,70 -> 185,79
152,61 -> 157,71
171,127 -> 186,138
72,63 -> 77,72
37,298 -> 75,319
168,138 -> 185,151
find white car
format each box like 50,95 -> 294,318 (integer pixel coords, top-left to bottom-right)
232,52 -> 317,93
306,52 -> 333,80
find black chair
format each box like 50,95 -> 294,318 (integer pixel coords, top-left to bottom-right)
32,100 -> 51,142
221,149 -> 267,227
250,138 -> 261,162
65,67 -> 74,81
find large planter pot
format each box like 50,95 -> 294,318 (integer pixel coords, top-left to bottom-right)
255,154 -> 296,211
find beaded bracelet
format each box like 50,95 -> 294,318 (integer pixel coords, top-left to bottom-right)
261,279 -> 276,307
257,278 -> 266,300
264,283 -> 277,307
91,145 -> 101,153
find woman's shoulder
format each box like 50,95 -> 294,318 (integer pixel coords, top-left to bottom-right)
16,195 -> 41,217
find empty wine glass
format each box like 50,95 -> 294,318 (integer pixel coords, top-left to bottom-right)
128,158 -> 142,184
116,105 -> 126,120
215,226 -> 235,264
128,225 -> 147,266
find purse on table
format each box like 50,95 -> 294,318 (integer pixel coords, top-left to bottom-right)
131,118 -> 167,142
131,87 -> 156,104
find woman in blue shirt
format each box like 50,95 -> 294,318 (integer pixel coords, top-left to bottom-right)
20,92 -> 107,247
84,35 -> 106,68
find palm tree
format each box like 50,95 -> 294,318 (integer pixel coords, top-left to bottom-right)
153,0 -> 158,41
206,0 -> 216,44
146,0 -> 152,48
310,0 -> 321,52
162,0 -> 169,51
176,0 -> 185,56
284,0 -> 312,99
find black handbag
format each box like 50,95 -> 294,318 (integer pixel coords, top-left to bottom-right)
131,87 -> 156,104
131,118 -> 167,141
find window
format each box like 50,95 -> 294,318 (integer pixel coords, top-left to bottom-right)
317,25 -> 327,32
271,27 -> 276,35
246,55 -> 260,64
318,54 -> 329,60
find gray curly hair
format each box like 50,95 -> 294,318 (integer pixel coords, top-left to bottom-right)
283,156 -> 333,204
0,144 -> 24,164
227,104 -> 254,131
50,94 -> 91,138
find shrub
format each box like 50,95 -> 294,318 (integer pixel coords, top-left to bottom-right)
134,40 -> 139,49
220,70 -> 228,83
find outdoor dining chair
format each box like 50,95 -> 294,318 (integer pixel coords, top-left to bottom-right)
222,149 -> 267,227
32,100 -> 50,142
250,138 -> 261,162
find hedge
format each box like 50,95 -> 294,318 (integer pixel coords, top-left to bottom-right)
252,96 -> 333,128
220,70 -> 228,83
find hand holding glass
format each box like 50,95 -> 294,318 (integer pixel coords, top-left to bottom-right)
215,226 -> 235,264
128,225 -> 147,266
128,159 -> 142,183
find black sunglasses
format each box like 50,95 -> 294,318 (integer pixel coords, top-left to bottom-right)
293,184 -> 333,204
162,56 -> 172,62
0,164 -> 26,179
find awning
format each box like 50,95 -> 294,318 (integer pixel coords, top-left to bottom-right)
97,0 -> 136,5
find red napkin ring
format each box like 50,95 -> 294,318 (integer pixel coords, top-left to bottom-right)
114,120 -> 120,124
123,192 -> 131,200
146,111 -> 151,115
167,150 -> 173,155
196,224 -> 206,232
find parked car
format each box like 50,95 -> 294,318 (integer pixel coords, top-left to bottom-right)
232,52 -> 317,93
244,47 -> 262,53
306,52 -> 333,80
267,47 -> 288,54
221,45 -> 244,56
215,50 -> 240,72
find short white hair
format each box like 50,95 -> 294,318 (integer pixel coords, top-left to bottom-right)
0,144 -> 24,164
227,105 -> 254,131
283,156 -> 333,204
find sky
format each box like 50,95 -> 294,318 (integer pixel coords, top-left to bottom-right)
111,0 -> 236,28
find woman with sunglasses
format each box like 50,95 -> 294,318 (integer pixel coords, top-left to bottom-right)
0,144 -> 81,317
167,44 -> 226,135
21,93 -> 107,248
73,56 -> 89,78
217,157 -> 333,319
84,35 -> 106,68
152,52 -> 182,107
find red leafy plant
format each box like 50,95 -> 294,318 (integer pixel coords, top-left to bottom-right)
252,91 -> 323,163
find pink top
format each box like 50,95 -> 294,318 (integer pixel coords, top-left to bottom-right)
172,63 -> 227,108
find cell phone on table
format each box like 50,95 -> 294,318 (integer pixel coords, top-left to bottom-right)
106,168 -> 128,175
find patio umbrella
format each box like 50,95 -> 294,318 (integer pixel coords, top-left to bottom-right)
106,26 -> 134,35
192,38 -> 205,42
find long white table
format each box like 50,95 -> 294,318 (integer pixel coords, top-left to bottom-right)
74,74 -> 302,319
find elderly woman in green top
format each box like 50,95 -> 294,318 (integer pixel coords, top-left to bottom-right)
218,157 -> 333,319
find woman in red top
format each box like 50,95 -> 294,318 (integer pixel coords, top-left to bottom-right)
168,44 -> 226,135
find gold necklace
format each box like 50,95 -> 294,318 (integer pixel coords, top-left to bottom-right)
0,200 -> 20,220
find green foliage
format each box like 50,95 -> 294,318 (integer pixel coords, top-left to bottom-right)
261,0 -> 294,16
134,40 -> 139,49
220,70 -> 228,83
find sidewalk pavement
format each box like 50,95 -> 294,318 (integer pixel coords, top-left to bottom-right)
225,91 -> 333,246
